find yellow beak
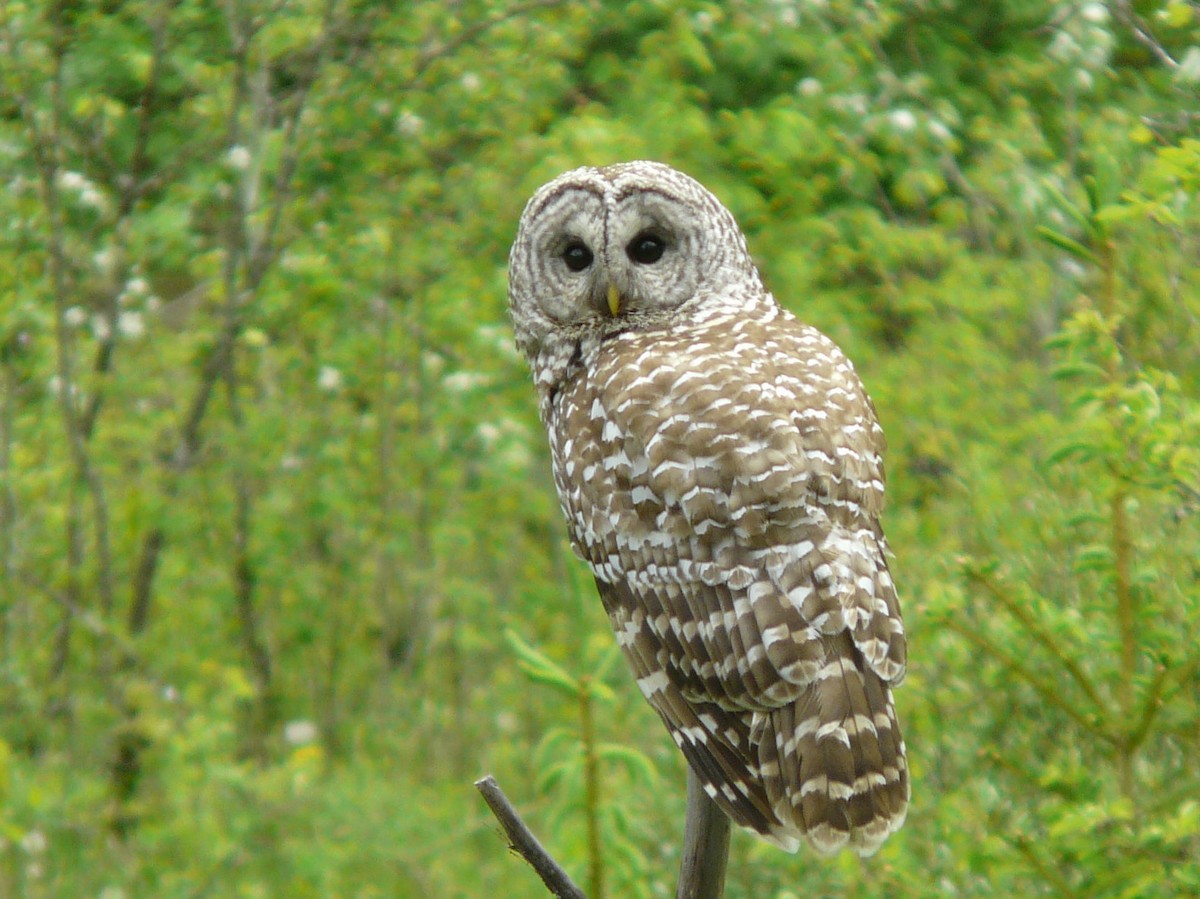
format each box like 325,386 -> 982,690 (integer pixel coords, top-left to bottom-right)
607,283 -> 622,317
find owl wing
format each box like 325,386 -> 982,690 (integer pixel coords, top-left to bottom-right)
558,313 -> 905,700
550,309 -> 906,852
591,573 -> 796,848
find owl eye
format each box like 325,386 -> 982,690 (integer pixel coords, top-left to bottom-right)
627,232 -> 666,264
562,241 -> 594,272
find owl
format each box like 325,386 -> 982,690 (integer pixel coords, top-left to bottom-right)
508,161 -> 908,856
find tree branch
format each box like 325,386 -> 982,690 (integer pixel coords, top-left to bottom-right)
676,766 -> 730,899
965,565 -> 1106,713
1107,0 -> 1179,69
474,775 -> 587,899
942,616 -> 1115,744
475,767 -> 732,898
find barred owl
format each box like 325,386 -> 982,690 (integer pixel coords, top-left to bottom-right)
508,161 -> 908,855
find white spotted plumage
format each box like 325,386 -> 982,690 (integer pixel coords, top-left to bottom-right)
508,161 -> 908,855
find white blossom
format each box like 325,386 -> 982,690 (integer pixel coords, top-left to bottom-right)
227,145 -> 252,170
80,187 -> 106,210
1049,31 -> 1078,63
20,830 -> 46,855
397,111 -> 424,137
422,351 -> 446,377
797,77 -> 822,97
64,306 -> 87,327
118,311 -> 145,339
831,92 -> 868,116
93,247 -> 116,273
477,422 -> 501,448
443,371 -> 488,393
284,719 -> 318,745
888,108 -> 918,132
317,365 -> 343,392
461,72 -> 482,92
58,171 -> 87,191
49,377 -> 80,402
1177,47 -> 1200,84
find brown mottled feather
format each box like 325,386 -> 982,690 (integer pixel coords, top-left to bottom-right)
511,161 -> 908,856
547,312 -> 907,854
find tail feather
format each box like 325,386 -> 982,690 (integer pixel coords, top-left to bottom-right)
759,637 -> 908,856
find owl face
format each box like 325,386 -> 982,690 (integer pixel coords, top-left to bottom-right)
508,161 -> 757,358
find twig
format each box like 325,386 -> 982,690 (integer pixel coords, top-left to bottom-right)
965,566 -> 1106,713
474,775 -> 587,899
676,767 -> 730,899
1004,829 -> 1084,899
1106,0 -> 1179,69
942,616 -> 1115,744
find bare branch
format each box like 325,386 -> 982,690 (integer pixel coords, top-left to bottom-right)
126,0 -> 342,634
475,775 -> 588,899
1107,0 -> 1179,69
676,767 -> 730,899
79,0 -> 178,444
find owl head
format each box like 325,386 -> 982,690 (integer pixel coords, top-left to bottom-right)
508,161 -> 763,360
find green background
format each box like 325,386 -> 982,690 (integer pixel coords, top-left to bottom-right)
1,1 -> 1198,896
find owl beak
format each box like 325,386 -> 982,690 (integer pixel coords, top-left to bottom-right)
607,283 -> 622,317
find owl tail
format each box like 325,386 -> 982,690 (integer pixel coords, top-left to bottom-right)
756,647 -> 909,856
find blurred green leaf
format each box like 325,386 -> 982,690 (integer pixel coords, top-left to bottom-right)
1036,225 -> 1099,263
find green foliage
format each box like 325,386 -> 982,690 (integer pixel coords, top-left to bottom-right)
947,144 -> 1200,898
0,0 -> 1198,896
507,629 -> 659,898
